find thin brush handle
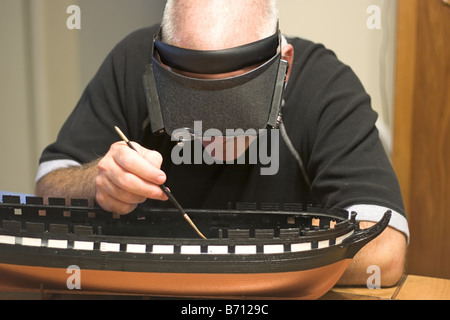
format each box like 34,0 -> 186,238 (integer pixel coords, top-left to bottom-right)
114,126 -> 207,239
159,184 -> 207,240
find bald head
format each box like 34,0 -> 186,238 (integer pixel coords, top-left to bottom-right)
161,0 -> 278,50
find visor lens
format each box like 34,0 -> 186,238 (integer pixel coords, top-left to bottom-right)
152,53 -> 281,136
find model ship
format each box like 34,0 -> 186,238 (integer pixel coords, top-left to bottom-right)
0,194 -> 390,299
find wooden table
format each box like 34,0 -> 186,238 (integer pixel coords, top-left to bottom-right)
320,274 -> 450,300
0,274 -> 449,300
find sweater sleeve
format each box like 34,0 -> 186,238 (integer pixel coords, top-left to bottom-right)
284,38 -> 406,219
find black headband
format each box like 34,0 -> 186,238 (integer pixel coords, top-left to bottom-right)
154,30 -> 280,74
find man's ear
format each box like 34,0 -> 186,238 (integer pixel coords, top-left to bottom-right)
281,44 -> 294,83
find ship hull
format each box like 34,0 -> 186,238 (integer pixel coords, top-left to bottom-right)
0,196 -> 391,299
0,260 -> 351,300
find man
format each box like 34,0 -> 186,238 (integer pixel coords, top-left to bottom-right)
35,0 -> 408,286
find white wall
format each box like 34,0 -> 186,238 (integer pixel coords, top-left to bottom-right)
0,0 -> 397,194
0,0 -> 165,194
77,0 -> 167,88
0,0 -> 36,193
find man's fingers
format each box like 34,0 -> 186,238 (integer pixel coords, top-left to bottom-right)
95,191 -> 138,215
96,174 -> 147,204
98,159 -> 167,201
113,142 -> 167,186
95,142 -> 169,214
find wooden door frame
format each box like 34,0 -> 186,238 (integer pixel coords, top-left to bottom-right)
392,0 -> 419,213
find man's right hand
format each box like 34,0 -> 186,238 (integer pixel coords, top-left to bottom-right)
95,141 -> 168,215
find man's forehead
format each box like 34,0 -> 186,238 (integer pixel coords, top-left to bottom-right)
165,1 -> 269,51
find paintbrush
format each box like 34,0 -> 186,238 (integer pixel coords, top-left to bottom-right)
114,126 -> 207,240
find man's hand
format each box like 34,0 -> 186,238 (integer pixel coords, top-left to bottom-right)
95,142 -> 168,214
36,142 -> 168,215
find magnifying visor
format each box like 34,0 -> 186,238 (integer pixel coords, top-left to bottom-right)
143,28 -> 289,140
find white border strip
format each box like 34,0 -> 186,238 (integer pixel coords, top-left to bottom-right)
100,242 -> 120,253
291,242 -> 311,252
235,245 -> 257,255
263,244 -> 284,254
126,244 -> 146,254
181,245 -> 201,255
335,231 -> 354,245
318,240 -> 330,249
1,225 -> 359,255
48,239 -> 68,249
22,237 -> 42,247
74,241 -> 94,251
152,245 -> 174,254
207,245 -> 228,255
0,235 -> 16,245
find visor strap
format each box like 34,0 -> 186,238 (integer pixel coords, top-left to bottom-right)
154,31 -> 280,74
267,59 -> 289,129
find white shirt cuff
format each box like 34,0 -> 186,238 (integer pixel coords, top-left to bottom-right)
344,204 -> 410,245
35,159 -> 81,182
